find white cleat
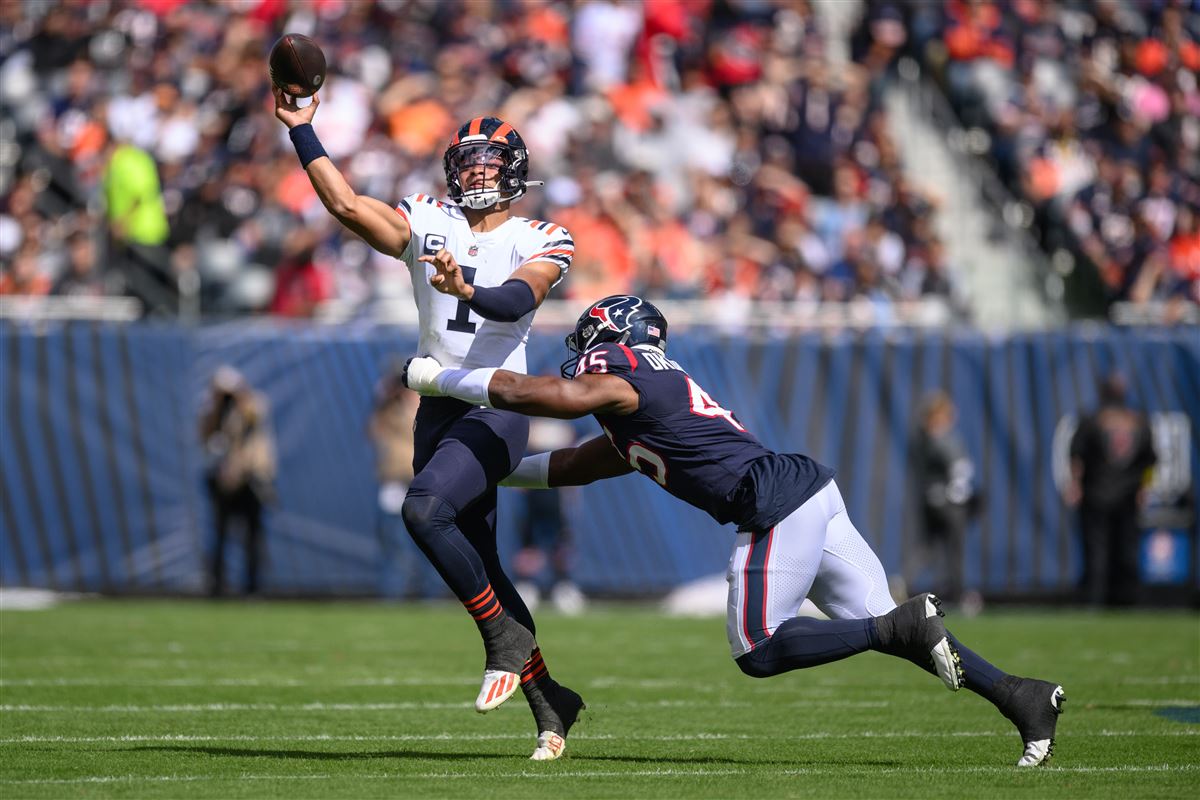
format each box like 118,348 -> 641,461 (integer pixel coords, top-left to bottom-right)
1017,738 -> 1053,768
530,731 -> 566,761
475,669 -> 521,713
923,595 -> 964,692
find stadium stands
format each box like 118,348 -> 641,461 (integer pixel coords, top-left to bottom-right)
12,1 -> 1190,323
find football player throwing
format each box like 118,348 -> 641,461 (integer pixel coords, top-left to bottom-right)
274,90 -> 581,761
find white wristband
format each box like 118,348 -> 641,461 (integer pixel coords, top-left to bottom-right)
435,367 -> 497,407
499,452 -> 551,489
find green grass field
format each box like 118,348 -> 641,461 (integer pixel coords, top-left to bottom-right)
1,600 -> 1197,799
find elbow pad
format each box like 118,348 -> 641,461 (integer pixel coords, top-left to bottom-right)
466,279 -> 537,322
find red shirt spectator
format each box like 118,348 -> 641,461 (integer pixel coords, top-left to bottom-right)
270,247 -> 334,318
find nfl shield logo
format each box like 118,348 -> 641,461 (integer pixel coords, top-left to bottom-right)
468,245 -> 479,257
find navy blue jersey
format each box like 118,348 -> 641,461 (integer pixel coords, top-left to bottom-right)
580,343 -> 834,530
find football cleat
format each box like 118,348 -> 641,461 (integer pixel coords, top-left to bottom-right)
475,670 -> 521,713
476,616 -> 536,713
995,676 -> 1066,767
525,681 -> 585,761
875,593 -> 963,691
530,731 -> 566,761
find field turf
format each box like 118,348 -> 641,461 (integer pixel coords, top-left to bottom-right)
1,600 -> 1197,799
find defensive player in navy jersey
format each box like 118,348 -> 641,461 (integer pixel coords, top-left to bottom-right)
275,90 -> 580,760
403,295 -> 1066,768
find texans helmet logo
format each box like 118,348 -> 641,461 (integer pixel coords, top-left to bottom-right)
587,295 -> 642,333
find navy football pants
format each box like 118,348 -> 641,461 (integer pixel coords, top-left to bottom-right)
401,396 -> 537,632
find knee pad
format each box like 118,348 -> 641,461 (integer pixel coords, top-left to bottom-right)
401,493 -> 457,542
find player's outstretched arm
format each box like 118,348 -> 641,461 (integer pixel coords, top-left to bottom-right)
489,371 -> 637,418
502,435 -> 633,489
273,87 -> 410,259
403,357 -> 638,418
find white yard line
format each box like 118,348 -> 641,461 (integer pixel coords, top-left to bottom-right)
1,729 -> 1195,745
1,764 -> 1195,786
0,699 -> 889,712
0,677 -> 478,687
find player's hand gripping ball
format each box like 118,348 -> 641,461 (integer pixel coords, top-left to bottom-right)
269,34 -> 326,98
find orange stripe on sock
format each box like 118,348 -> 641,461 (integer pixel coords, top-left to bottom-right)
478,604 -> 503,622
465,587 -> 494,610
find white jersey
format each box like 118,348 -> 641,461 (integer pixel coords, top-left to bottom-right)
396,193 -> 573,372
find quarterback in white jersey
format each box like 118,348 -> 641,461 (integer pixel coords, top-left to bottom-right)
396,191 -> 572,372
275,90 -> 582,762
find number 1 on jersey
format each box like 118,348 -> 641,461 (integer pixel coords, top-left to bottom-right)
446,265 -> 478,334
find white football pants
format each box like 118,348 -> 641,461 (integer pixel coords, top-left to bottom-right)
726,480 -> 898,658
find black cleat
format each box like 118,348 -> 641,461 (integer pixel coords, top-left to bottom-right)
874,593 -> 964,691
994,676 -> 1066,767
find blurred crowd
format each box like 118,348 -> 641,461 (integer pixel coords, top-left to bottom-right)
856,0 -> 1200,312
0,1 -> 1195,323
0,0 -> 959,321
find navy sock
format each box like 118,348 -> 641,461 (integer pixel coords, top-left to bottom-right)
736,617 -> 878,678
947,630 -> 1009,702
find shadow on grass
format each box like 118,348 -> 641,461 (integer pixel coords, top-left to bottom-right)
127,746 -> 515,761
127,745 -> 904,769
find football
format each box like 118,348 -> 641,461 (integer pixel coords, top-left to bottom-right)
268,33 -> 327,98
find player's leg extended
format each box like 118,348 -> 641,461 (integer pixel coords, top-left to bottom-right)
801,481 -> 961,690
808,486 -> 1064,766
730,481 -> 882,678
460,488 -> 584,761
401,400 -> 534,713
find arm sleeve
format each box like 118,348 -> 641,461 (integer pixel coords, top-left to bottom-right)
465,279 -> 537,322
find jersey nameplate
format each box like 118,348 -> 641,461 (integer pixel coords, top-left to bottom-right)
640,349 -> 680,372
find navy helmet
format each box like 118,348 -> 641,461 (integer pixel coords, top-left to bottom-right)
561,295 -> 668,378
443,116 -> 535,209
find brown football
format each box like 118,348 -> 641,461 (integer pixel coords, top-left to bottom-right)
268,34 -> 326,98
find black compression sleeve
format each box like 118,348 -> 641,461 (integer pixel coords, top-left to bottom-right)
465,279 -> 537,322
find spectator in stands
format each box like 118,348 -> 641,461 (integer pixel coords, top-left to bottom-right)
51,231 -> 108,297
1066,372 -> 1157,607
102,134 -> 174,311
268,229 -> 334,318
199,366 -> 276,597
0,243 -> 51,297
